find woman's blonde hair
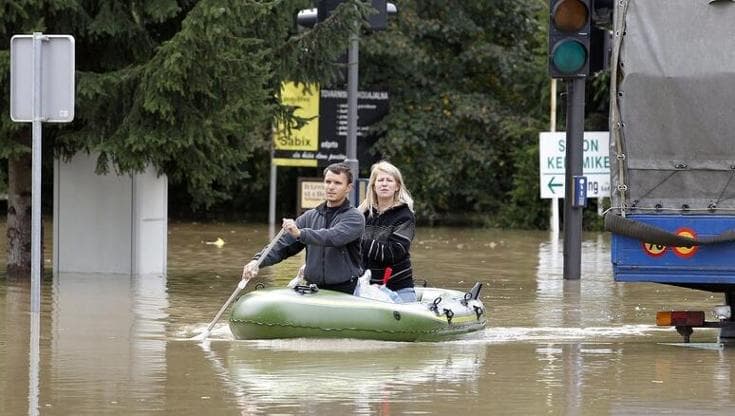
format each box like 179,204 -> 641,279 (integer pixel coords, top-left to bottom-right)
358,161 -> 414,214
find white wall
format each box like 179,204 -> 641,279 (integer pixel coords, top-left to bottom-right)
53,152 -> 167,275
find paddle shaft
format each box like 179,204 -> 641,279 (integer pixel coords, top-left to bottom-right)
199,228 -> 286,339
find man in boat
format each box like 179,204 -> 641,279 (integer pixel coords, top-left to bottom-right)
241,162 -> 365,294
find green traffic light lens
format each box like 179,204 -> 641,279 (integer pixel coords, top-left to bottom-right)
552,0 -> 589,32
552,40 -> 587,74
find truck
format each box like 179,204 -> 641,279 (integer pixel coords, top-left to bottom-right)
606,0 -> 735,343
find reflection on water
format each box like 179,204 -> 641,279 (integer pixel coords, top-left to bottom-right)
195,340 -> 486,415
232,341 -> 484,413
47,273 -> 169,413
1,222 -> 735,415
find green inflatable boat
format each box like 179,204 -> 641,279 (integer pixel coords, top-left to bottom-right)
228,284 -> 487,342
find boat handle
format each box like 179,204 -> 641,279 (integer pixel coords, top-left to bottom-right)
429,296 -> 443,313
443,308 -> 454,325
473,305 -> 484,320
461,292 -> 472,306
294,284 -> 319,294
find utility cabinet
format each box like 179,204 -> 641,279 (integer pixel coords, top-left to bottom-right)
53,152 -> 167,275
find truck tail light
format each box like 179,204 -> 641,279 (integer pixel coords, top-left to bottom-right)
656,311 -> 705,327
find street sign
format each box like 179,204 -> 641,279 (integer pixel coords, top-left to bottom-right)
272,82 -> 389,167
10,32 -> 75,316
573,175 -> 588,207
539,131 -> 610,199
10,34 -> 75,122
318,89 -> 388,168
297,177 -> 367,213
273,82 -> 321,167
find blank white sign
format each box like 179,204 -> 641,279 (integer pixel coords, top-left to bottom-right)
10,34 -> 75,123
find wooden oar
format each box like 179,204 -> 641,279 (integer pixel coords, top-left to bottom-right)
193,228 -> 286,341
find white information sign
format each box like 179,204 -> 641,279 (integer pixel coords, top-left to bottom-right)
539,131 -> 610,199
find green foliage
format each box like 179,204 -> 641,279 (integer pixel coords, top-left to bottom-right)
1,0 -> 611,227
275,1 -> 372,85
0,0 -> 371,208
359,0 -> 549,226
69,1 -> 277,204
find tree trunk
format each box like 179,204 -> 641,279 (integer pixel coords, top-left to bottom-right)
6,151 -> 33,279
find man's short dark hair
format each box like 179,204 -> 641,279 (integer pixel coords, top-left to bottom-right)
323,162 -> 353,183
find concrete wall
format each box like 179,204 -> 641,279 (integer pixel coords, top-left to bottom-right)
53,153 -> 167,275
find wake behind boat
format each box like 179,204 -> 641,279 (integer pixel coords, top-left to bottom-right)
228,284 -> 487,342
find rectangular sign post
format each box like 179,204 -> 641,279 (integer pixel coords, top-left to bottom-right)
539,131 -> 610,199
273,82 -> 321,168
272,82 -> 389,167
270,81 -> 388,224
297,177 -> 367,214
10,33 -> 75,313
11,34 -> 75,122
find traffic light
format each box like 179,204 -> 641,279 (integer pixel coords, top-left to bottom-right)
317,0 -> 345,22
295,0 -> 344,29
589,0 -> 613,74
548,0 -> 592,78
297,1 -> 391,30
588,26 -> 611,74
318,0 -> 388,28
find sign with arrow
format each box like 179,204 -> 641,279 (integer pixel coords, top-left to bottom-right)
547,175 -> 563,195
539,131 -> 610,199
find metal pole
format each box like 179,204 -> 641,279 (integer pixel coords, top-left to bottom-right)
268,157 -> 276,227
28,311 -> 40,416
550,79 -> 560,235
346,30 -> 360,206
31,32 -> 44,312
563,77 -> 586,280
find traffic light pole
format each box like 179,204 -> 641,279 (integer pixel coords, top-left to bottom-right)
346,30 -> 360,206
563,77 -> 586,280
297,2 -> 397,207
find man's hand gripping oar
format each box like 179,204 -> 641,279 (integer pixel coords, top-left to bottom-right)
192,228 -> 285,341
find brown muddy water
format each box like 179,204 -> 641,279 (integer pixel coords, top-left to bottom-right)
2,221 -> 735,415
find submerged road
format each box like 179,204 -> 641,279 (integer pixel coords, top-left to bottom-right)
1,223 -> 732,415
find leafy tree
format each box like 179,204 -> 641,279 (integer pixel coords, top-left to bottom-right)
0,0 -> 372,276
359,0 -> 549,226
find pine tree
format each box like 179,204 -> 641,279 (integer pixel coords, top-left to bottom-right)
0,0 -> 373,277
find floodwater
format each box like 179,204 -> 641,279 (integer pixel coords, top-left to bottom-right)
2,221 -> 735,415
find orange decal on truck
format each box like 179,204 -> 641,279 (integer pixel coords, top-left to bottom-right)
672,228 -> 698,258
642,242 -> 667,257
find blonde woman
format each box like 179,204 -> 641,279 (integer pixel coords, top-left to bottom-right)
358,161 -> 417,302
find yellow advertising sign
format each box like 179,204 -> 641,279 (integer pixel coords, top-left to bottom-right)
273,158 -> 317,167
273,82 -> 319,168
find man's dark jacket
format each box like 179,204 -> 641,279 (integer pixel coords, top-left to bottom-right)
255,199 -> 365,286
